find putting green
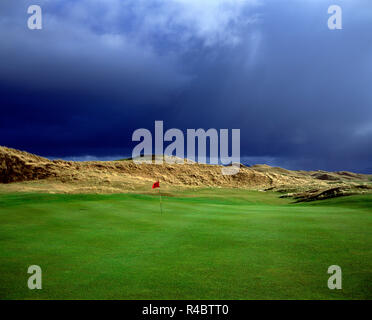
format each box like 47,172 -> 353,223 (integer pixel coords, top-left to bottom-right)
0,189 -> 371,300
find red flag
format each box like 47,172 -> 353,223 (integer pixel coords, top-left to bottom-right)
152,181 -> 160,189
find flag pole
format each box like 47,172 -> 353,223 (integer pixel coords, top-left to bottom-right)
158,187 -> 163,214
152,181 -> 162,214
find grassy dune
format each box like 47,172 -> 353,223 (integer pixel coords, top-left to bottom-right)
0,189 -> 371,300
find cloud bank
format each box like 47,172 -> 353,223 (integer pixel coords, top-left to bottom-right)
0,0 -> 371,172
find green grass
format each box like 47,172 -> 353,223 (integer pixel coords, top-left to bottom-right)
0,189 -> 371,300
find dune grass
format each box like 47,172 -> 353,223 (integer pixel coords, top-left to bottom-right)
0,189 -> 371,300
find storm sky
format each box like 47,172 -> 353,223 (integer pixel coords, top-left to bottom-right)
0,0 -> 371,172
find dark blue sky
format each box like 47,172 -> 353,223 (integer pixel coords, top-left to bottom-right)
1,0 -> 371,172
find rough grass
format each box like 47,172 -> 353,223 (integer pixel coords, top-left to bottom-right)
0,189 -> 371,300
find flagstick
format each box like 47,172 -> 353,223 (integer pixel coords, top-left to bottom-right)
158,188 -> 163,214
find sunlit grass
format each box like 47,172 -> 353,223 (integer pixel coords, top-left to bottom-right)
0,190 -> 371,299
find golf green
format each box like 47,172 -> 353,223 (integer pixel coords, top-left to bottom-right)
0,189 -> 371,300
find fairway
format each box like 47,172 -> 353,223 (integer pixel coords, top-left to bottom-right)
0,189 -> 371,300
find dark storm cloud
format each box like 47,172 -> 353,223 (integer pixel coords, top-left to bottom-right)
0,0 -> 371,172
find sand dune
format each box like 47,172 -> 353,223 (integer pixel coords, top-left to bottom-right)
1,146 -> 371,198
